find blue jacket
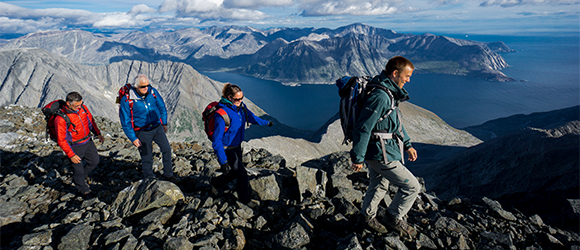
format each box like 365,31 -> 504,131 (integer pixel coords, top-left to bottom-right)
212,97 -> 269,165
119,86 -> 168,142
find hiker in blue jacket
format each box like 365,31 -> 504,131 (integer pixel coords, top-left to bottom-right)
351,56 -> 421,238
119,74 -> 175,182
211,83 -> 272,204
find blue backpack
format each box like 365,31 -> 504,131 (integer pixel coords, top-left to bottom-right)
336,76 -> 394,144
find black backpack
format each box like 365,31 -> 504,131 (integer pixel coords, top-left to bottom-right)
41,100 -> 87,142
336,76 -> 395,144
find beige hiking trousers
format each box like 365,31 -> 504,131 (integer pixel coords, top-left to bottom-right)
361,160 -> 421,220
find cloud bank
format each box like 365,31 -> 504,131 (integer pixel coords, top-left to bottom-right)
0,0 -> 577,35
480,0 -> 580,7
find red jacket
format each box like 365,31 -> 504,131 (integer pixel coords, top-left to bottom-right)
55,104 -> 101,158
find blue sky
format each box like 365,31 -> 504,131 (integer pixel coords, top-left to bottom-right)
0,0 -> 578,36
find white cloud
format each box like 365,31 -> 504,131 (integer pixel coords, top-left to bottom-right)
128,4 -> 157,15
0,2 -> 95,21
0,2 -> 161,32
159,0 -> 223,14
0,16 -> 53,34
222,0 -> 295,9
93,13 -> 138,27
297,0 -> 402,16
218,8 -> 269,19
0,0 -> 577,35
479,0 -> 580,7
158,0 -> 270,20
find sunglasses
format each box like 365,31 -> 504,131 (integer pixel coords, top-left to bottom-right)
232,96 -> 244,102
138,84 -> 150,89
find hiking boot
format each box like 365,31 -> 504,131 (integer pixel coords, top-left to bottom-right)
162,175 -> 180,184
81,190 -> 96,199
382,212 -> 417,239
364,216 -> 388,234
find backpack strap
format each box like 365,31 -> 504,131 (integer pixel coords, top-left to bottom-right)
127,87 -> 159,130
215,108 -> 230,130
68,105 -> 92,144
123,85 -> 136,129
371,86 -> 396,123
371,111 -> 405,164
241,103 -> 249,129
368,85 -> 405,164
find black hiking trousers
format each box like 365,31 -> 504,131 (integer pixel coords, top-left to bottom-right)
70,139 -> 99,194
211,147 -> 250,203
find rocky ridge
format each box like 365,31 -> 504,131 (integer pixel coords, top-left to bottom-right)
1,105 -> 579,249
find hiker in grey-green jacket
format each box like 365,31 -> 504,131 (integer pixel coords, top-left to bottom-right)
350,56 -> 421,238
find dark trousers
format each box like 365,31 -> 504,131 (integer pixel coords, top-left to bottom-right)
211,147 -> 250,203
70,139 -> 99,194
136,125 -> 173,179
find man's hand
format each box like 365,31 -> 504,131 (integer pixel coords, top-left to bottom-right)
97,134 -> 105,143
351,163 -> 363,172
133,139 -> 142,147
221,163 -> 232,174
163,125 -> 168,133
406,147 -> 418,162
70,155 -> 81,164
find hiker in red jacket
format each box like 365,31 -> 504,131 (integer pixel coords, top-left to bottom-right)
55,92 -> 104,197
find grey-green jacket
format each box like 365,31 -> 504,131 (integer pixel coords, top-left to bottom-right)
349,70 -> 413,164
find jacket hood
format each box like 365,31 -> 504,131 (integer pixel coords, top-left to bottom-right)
219,96 -> 233,106
374,70 -> 410,102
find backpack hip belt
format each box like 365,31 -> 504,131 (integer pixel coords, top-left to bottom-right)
134,123 -> 159,131
371,107 -> 405,164
70,134 -> 91,145
371,131 -> 404,164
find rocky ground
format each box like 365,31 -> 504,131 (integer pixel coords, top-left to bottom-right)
1,104 -> 579,250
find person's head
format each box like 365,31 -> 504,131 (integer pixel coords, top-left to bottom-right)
385,56 -> 414,89
222,83 -> 243,107
132,74 -> 150,95
65,92 -> 83,111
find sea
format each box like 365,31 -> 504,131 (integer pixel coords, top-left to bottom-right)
202,34 -> 580,131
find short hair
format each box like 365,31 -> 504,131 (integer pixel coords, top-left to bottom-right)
384,56 -> 414,75
222,83 -> 242,99
132,74 -> 149,88
66,92 -> 83,103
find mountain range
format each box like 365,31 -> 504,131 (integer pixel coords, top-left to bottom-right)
0,24 -> 577,232
0,23 -> 514,84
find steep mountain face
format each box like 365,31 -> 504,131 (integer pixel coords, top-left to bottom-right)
239,36 -> 390,85
426,121 -> 579,199
0,47 -> 267,142
424,120 -> 579,231
1,23 -> 513,84
388,34 -> 513,81
464,105 -> 580,140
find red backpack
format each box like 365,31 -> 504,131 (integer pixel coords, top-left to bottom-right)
116,83 -> 157,129
41,100 -> 88,142
202,102 -> 230,140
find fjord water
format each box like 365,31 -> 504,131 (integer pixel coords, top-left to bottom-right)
203,34 -> 579,131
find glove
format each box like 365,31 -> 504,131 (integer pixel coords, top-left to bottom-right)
221,163 -> 232,174
268,121 -> 273,127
